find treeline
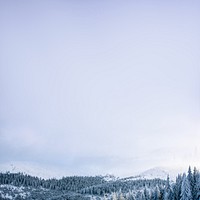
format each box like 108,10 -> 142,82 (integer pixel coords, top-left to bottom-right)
0,172 -> 167,199
0,173 -> 105,192
172,166 -> 200,200
0,172 -> 166,195
0,166 -> 200,200
113,166 -> 200,200
80,178 -> 166,196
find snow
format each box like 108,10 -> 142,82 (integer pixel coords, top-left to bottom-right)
0,184 -> 30,199
0,184 -> 24,192
0,192 -> 13,199
0,161 -> 68,179
0,161 -> 185,181
103,174 -> 119,182
120,167 -> 185,182
139,167 -> 178,180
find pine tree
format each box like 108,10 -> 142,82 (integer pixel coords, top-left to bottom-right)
119,193 -> 125,200
144,187 -> 150,200
180,173 -> 192,200
126,192 -> 135,200
188,166 -> 193,196
164,175 -> 172,200
174,174 -> 182,200
136,191 -> 145,200
192,167 -> 199,200
196,173 -> 200,200
112,192 -> 118,200
188,167 -> 193,184
152,185 -> 160,200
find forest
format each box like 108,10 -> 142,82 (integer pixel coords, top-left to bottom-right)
0,166 -> 199,200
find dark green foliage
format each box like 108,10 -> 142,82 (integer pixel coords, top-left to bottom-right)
0,172 -> 104,192
0,172 -> 167,199
0,166 -> 200,199
180,173 -> 192,200
173,174 -> 182,200
192,167 -> 199,200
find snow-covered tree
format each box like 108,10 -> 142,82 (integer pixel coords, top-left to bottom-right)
173,174 -> 182,200
187,167 -> 193,192
135,191 -> 145,200
152,185 -> 160,200
144,187 -> 150,200
112,192 -> 118,200
192,167 -> 199,200
126,192 -> 135,200
164,175 -> 173,200
119,193 -> 125,200
196,173 -> 200,200
181,173 -> 192,200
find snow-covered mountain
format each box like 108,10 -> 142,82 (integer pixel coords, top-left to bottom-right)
139,167 -> 183,180
0,162 -> 67,179
0,162 -> 184,181
120,167 -> 185,182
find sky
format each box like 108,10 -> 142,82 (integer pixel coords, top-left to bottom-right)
0,0 -> 200,177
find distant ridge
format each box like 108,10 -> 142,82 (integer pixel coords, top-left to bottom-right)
119,167 -> 185,182
0,161 -> 67,179
0,162 -> 185,181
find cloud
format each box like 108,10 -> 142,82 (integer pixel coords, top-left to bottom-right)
0,127 -> 44,149
0,0 -> 200,176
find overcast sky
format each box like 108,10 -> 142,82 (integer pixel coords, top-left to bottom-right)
0,0 -> 200,177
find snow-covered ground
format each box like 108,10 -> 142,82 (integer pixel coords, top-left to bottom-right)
0,161 -> 67,179
0,161 -> 185,181
103,174 -> 119,182
137,167 -> 184,181
119,167 -> 185,182
0,184 -> 30,199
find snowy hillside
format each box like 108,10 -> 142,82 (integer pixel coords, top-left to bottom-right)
138,167 -> 182,181
0,162 -> 67,179
0,165 -> 197,200
0,162 -> 184,181
103,174 -> 119,182
120,167 -> 184,182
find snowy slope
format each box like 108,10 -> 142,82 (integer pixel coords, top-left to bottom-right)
120,167 -> 184,182
0,162 -> 184,181
0,161 -> 67,179
103,174 -> 119,182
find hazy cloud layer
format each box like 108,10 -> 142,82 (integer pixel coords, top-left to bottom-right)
0,0 -> 200,176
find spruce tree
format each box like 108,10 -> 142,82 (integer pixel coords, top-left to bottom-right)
144,187 -> 150,200
180,173 -> 192,200
192,167 -> 199,200
152,185 -> 160,200
188,166 -> 193,196
164,175 -> 173,200
196,173 -> 200,200
174,174 -> 183,200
